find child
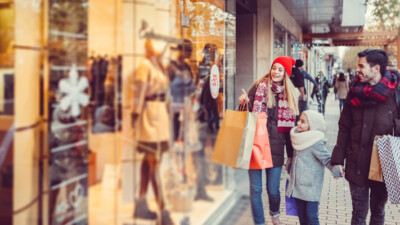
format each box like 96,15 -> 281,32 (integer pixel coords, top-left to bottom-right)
286,110 -> 336,225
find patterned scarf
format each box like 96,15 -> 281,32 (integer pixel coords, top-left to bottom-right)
253,79 -> 295,133
349,70 -> 398,107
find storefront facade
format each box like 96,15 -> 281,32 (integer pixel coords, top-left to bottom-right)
0,0 -> 239,224
0,0 -> 312,225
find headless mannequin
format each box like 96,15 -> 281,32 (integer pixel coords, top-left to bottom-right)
132,39 -> 172,225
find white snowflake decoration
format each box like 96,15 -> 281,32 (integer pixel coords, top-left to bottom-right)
59,64 -> 89,117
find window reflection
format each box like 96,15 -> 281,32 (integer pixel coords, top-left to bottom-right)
273,21 -> 285,59
0,1 -> 14,224
1,0 -> 236,224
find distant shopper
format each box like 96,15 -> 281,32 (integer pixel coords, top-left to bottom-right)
331,49 -> 400,225
286,110 -> 335,225
291,59 -> 307,119
239,56 -> 299,225
314,72 -> 330,115
332,73 -> 338,100
335,72 -> 349,111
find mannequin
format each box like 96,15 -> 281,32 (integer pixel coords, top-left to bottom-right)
131,39 -> 173,225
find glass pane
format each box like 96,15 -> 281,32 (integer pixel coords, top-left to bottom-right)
0,1 -> 14,224
273,22 -> 285,59
48,1 -> 89,224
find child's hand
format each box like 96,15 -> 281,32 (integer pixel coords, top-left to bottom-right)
332,165 -> 344,179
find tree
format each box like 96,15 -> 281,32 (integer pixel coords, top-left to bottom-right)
365,0 -> 399,67
366,0 -> 400,31
341,47 -> 367,71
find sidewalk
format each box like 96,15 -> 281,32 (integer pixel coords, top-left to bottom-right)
223,95 -> 400,225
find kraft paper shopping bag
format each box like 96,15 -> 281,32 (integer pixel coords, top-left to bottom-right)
211,109 -> 257,169
368,135 -> 383,182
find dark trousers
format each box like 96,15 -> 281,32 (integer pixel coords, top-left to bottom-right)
349,181 -> 388,225
294,198 -> 320,225
296,99 -> 308,122
339,99 -> 345,111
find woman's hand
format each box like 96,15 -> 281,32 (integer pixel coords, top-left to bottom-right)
239,89 -> 250,104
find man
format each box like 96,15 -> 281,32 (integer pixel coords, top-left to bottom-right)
291,59 -> 318,117
331,49 -> 400,225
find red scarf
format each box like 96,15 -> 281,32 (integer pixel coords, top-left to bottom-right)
253,79 -> 295,133
349,70 -> 398,107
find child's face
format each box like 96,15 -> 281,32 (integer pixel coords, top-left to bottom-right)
297,114 -> 310,132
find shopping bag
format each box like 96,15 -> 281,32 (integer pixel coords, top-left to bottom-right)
377,135 -> 400,204
368,135 -> 383,182
285,179 -> 298,216
249,112 -> 273,169
211,109 -> 257,169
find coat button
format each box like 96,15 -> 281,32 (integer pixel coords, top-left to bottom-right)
363,123 -> 368,128
357,170 -> 361,175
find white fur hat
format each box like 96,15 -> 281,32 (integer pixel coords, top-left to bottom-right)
302,110 -> 326,131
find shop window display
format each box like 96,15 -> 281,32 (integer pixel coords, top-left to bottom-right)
0,2 -> 14,224
0,0 -> 236,224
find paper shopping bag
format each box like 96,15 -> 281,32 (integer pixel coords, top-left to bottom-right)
368,135 -> 383,182
211,109 -> 257,169
285,179 -> 298,216
377,135 -> 400,204
249,112 -> 273,169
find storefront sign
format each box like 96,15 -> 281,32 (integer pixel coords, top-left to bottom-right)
210,64 -> 219,99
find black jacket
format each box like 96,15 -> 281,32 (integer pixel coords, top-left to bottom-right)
244,81 -> 294,167
331,78 -> 400,186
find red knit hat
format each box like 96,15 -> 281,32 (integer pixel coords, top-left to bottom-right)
271,56 -> 296,76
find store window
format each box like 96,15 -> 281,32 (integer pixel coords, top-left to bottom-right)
0,0 -> 236,225
273,21 -> 285,59
288,35 -> 301,59
0,1 -> 14,224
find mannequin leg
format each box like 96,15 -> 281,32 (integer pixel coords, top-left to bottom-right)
134,154 -> 157,219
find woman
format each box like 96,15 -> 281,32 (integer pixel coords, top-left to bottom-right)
239,56 -> 299,225
335,72 -> 349,111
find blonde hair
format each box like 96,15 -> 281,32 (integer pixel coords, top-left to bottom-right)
256,70 -> 300,115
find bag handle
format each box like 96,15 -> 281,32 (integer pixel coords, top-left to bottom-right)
237,89 -> 252,111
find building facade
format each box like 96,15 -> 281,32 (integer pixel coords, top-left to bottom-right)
0,1 -> 323,225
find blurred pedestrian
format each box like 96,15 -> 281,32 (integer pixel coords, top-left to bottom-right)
335,72 -> 349,111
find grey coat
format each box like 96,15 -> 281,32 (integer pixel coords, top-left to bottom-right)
286,140 -> 333,202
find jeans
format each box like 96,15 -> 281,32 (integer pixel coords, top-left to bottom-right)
294,198 -> 320,225
339,99 -> 344,111
248,167 -> 282,224
318,98 -> 326,115
349,181 -> 388,225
